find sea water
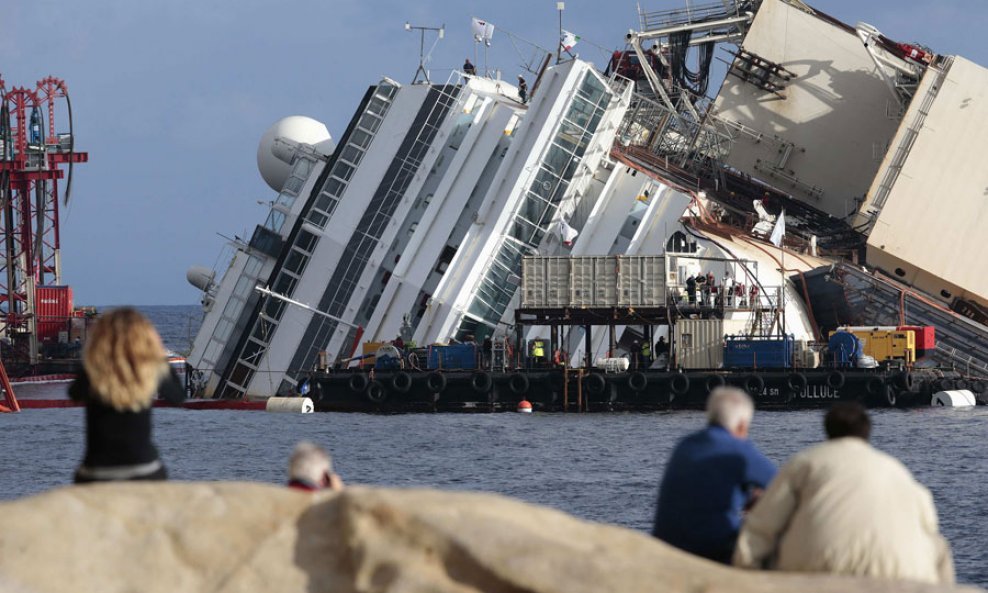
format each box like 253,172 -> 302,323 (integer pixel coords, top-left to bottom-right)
1,305 -> 984,587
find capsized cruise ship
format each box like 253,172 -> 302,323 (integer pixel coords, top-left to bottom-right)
186,0 -> 988,398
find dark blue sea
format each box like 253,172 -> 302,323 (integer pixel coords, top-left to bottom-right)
2,305 -> 986,587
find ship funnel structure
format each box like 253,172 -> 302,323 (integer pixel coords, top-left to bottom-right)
257,116 -> 333,192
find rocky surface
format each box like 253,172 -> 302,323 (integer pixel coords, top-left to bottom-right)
0,483 -> 980,593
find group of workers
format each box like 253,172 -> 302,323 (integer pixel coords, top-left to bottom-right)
684,271 -> 759,308
525,335 -> 670,370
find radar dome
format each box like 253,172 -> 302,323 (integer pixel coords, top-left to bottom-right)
257,116 -> 332,192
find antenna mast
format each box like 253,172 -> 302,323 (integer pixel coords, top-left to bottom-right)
405,22 -> 445,84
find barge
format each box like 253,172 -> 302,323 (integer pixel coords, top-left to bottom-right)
302,366 -> 986,413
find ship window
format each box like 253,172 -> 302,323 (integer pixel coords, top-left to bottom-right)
263,210 -> 286,233
292,158 -> 313,177
263,299 -> 286,321
244,255 -> 263,278
273,274 -> 298,297
295,230 -> 318,254
895,268 -> 906,277
228,363 -> 254,387
252,316 -> 277,341
275,190 -> 296,207
284,175 -> 304,194
233,276 -> 254,300
240,339 -> 265,363
285,249 -> 308,275
358,113 -> 381,134
334,162 -> 355,182
350,129 -> 372,149
941,289 -> 952,299
376,83 -> 398,100
367,96 -> 389,116
215,318 -> 233,341
327,179 -> 347,199
306,210 -> 328,228
340,145 -> 364,167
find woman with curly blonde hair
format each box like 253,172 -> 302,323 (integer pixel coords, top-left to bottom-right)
70,307 -> 184,483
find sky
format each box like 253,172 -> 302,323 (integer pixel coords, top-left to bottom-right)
3,0 -> 986,306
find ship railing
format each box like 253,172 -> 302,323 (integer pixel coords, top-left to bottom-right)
638,0 -> 746,32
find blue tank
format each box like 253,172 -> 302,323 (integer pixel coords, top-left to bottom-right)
827,331 -> 861,368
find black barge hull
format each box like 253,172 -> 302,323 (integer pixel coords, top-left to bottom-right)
303,368 -> 987,413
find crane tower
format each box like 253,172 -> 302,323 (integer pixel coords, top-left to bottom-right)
0,76 -> 87,369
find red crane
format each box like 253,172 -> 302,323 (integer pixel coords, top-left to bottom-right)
0,76 -> 87,372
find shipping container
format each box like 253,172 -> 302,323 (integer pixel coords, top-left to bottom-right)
522,257 -> 572,308
36,285 -> 73,342
674,318 -> 748,369
523,255 -> 666,308
618,255 -> 665,306
724,336 -> 794,369
427,344 -> 478,370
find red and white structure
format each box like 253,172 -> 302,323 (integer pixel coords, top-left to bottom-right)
0,75 -> 87,369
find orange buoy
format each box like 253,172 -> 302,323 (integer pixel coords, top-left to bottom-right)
517,399 -> 533,413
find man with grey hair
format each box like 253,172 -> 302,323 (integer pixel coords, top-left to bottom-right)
651,386 -> 776,563
287,441 -> 344,492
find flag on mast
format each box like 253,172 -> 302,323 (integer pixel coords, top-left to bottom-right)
471,17 -> 495,46
560,30 -> 580,52
769,209 -> 786,247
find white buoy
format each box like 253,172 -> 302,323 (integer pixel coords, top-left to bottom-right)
931,390 -> 976,407
265,397 -> 315,413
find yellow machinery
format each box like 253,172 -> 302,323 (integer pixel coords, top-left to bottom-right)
830,328 -> 916,364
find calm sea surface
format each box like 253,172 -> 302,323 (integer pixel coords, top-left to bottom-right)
1,305 -> 985,587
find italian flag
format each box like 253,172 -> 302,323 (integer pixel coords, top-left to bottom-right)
561,30 -> 580,52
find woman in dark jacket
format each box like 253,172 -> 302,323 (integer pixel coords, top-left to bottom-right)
69,307 -> 184,483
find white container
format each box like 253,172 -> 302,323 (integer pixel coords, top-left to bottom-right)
523,255 -> 667,308
931,390 -> 976,407
266,397 -> 315,413
618,255 -> 665,306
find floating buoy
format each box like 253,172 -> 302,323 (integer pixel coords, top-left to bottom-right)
517,399 -> 533,413
931,390 -> 976,407
265,397 -> 314,413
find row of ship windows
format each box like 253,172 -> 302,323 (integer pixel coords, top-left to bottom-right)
225,84 -> 399,391
460,72 -> 612,335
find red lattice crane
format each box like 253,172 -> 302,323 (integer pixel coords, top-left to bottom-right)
0,76 -> 87,370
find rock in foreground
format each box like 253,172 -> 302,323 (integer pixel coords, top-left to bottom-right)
0,483 -> 979,593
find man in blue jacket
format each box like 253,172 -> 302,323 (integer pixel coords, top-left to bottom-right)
652,386 -> 777,563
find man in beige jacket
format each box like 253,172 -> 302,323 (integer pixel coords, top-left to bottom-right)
733,402 -> 954,584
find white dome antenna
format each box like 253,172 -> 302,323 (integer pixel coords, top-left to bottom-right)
256,116 -> 333,192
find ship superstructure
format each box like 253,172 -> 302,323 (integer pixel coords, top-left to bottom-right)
188,0 -> 988,398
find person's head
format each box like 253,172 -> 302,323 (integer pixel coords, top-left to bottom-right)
288,441 -> 341,490
706,386 -> 755,438
83,307 -> 168,412
658,336 -> 666,342
824,402 -> 871,440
